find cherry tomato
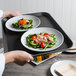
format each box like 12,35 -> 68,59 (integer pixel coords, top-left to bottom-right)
41,42 -> 45,48
32,36 -> 36,39
44,33 -> 50,36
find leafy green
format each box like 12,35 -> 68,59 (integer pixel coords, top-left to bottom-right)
26,33 -> 57,50
12,23 -> 19,28
12,19 -> 33,29
28,19 -> 33,24
22,24 -> 28,28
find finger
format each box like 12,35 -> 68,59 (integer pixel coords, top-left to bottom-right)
11,11 -> 21,16
24,52 -> 33,61
28,54 -> 34,61
14,11 -> 21,16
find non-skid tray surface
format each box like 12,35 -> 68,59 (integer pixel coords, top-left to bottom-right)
2,12 -> 73,55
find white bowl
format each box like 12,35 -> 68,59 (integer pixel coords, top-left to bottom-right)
21,27 -> 64,52
5,15 -> 41,32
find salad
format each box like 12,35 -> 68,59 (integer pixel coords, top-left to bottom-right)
33,53 -> 56,62
12,18 -> 33,29
26,32 -> 57,50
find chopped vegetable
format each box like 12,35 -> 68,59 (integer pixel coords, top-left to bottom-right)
26,32 -> 57,50
44,33 -> 50,36
47,53 -> 56,57
33,53 -> 56,62
18,19 -> 27,25
32,36 -> 36,39
12,18 -> 33,30
41,42 -> 45,48
37,56 -> 42,62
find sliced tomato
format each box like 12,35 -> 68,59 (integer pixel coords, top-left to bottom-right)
44,33 -> 50,36
32,36 -> 36,39
41,42 -> 45,48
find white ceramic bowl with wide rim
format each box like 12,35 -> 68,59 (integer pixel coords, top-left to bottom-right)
5,15 -> 41,32
21,27 -> 64,52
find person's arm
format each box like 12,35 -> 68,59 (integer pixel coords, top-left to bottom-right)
0,54 -> 5,76
0,51 -> 33,76
0,10 -> 24,76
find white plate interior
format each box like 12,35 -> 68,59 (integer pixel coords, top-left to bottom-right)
50,60 -> 76,76
21,27 -> 64,52
5,15 -> 41,32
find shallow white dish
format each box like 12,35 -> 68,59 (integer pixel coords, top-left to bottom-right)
5,15 -> 41,32
32,52 -> 61,65
50,60 -> 76,76
64,40 -> 76,53
21,27 -> 64,52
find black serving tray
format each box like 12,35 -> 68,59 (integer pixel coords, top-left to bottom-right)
1,12 -> 73,55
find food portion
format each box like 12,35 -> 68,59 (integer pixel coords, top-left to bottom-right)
12,18 -> 33,29
55,64 -> 76,76
33,53 -> 56,62
26,32 -> 57,49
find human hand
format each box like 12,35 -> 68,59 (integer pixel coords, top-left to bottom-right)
14,51 -> 33,66
4,50 -> 33,66
3,11 -> 21,18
